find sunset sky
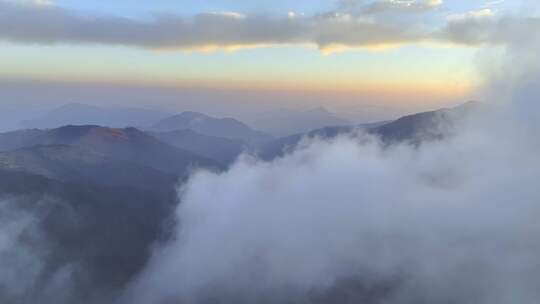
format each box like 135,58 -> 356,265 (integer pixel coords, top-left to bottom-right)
1,0 -> 538,118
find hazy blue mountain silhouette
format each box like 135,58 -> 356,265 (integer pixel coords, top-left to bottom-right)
0,125 -> 221,175
150,111 -> 273,144
22,103 -> 169,129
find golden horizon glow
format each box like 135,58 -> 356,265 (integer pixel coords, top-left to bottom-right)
0,40 -> 479,108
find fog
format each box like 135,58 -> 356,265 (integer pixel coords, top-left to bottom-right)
121,100 -> 538,303
120,35 -> 540,304
0,198 -> 78,304
0,201 -> 42,302
0,194 -> 129,304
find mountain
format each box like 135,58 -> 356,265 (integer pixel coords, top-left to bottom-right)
250,107 -> 351,137
257,120 -> 393,160
0,125 -> 221,176
0,168 -> 176,304
0,145 -> 176,191
150,111 -> 273,144
0,102 -> 483,304
21,103 -> 169,129
370,101 -> 481,144
152,129 -> 245,164
0,126 -> 228,302
259,102 -> 480,160
0,128 -> 45,151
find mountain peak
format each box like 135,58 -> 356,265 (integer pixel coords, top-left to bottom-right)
22,103 -> 168,130
151,112 -> 272,143
176,111 -> 210,120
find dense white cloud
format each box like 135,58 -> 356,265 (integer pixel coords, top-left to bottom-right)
117,27 -> 540,302
0,0 -> 538,52
117,13 -> 540,301
122,95 -> 540,303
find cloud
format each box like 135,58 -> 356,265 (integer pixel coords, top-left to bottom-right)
342,0 -> 444,15
440,14 -> 540,46
338,0 -> 443,10
123,96 -> 540,303
120,18 -> 540,301
0,195 -> 121,304
7,0 -> 52,6
0,0 -> 538,52
0,198 -> 77,304
447,8 -> 495,21
0,0 -> 423,52
0,201 -> 43,302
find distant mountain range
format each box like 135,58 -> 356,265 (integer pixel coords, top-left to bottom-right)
19,103 -> 353,139
258,102 -> 480,159
151,129 -> 245,164
150,111 -> 273,144
0,125 -> 221,176
0,103 -> 480,170
21,103 -> 169,129
370,101 -> 480,144
0,101 -> 481,303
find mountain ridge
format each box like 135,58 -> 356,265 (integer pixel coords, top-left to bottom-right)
150,111 -> 273,144
0,125 -> 222,176
21,103 -> 169,129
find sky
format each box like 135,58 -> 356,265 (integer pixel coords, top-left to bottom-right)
0,0 -> 538,118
